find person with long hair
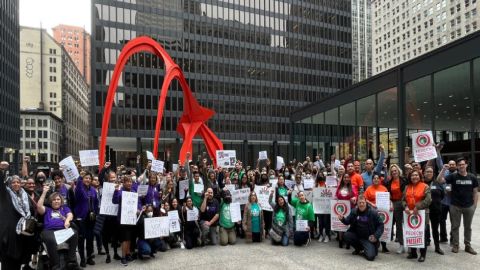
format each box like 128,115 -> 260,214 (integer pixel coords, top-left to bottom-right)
335,173 -> 358,248
288,190 -> 315,246
424,166 -> 445,255
269,189 -> 293,246
402,170 -> 431,262
181,197 -> 201,249
243,191 -> 264,243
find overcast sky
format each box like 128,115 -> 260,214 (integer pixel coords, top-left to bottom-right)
20,0 -> 91,34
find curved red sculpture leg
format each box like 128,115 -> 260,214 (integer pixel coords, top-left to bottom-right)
99,36 -> 223,168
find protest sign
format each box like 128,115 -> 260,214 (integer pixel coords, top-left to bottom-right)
137,184 -> 149,197
121,191 -> 138,225
412,131 -> 437,162
232,188 -> 250,205
285,180 -> 295,189
303,177 -> 314,189
225,184 -> 236,193
230,203 -> 242,222
330,200 -> 351,232
59,156 -> 79,182
403,210 -> 426,248
376,192 -> 390,211
144,217 -> 162,239
194,183 -> 204,193
296,220 -> 308,232
146,151 -> 155,161
79,150 -> 99,167
254,186 -> 274,211
326,176 -> 338,187
100,182 -> 119,216
168,211 -> 181,232
186,208 -> 199,221
179,180 -> 189,199
216,150 -> 236,168
276,156 -> 285,170
312,188 -> 335,214
54,228 -> 74,245
379,210 -> 394,243
259,151 -> 268,160
151,159 -> 164,173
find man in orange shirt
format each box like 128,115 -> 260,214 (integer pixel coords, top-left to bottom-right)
347,162 -> 364,193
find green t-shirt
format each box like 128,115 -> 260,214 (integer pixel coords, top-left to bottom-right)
274,208 -> 286,226
277,186 -> 288,197
250,203 -> 261,233
189,179 -> 203,209
290,197 -> 315,221
220,203 -> 235,229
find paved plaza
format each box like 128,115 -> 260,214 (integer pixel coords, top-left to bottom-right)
92,210 -> 480,270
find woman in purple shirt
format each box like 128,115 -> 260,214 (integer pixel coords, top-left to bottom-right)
37,184 -> 80,270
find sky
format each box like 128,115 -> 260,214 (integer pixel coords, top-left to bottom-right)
20,0 -> 91,34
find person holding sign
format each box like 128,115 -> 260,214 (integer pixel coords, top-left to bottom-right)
190,171 -> 204,209
36,184 -> 80,270
112,176 -> 140,266
288,190 -> 315,246
219,190 -> 237,246
243,191 -> 265,243
269,190 -> 293,246
335,174 -> 358,249
364,173 -> 392,253
402,171 -> 432,262
338,195 -> 384,261
74,171 -> 99,267
314,174 -> 332,243
140,173 -> 162,215
384,164 -> 408,254
51,170 -> 71,206
181,197 -> 201,249
424,166 -> 445,255
135,205 -> 165,259
200,188 -> 220,246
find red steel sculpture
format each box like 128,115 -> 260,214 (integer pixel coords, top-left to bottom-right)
99,36 -> 223,167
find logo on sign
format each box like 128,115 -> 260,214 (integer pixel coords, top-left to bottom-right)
416,134 -> 430,147
378,211 -> 390,224
407,214 -> 422,229
333,202 -> 348,216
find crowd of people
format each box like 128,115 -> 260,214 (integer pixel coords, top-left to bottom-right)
0,143 -> 477,269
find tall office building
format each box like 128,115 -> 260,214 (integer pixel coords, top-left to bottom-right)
372,0 -> 480,75
20,27 -> 90,161
0,0 -> 20,163
92,0 -> 352,165
52,24 -> 92,85
352,0 -> 372,83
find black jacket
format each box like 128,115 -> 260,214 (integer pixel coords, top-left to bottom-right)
340,205 -> 384,241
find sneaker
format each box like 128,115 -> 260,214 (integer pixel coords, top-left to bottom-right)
418,256 -> 425,262
318,235 -> 325,243
120,258 -> 128,266
180,242 -> 185,249
452,245 -> 459,253
126,255 -> 134,262
396,245 -> 405,254
323,237 -> 330,243
435,247 -> 444,255
465,245 -> 477,255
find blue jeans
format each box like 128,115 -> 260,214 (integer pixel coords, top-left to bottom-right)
271,232 -> 289,246
137,239 -> 165,256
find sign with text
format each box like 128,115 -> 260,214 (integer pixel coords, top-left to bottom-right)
99,182 -> 119,216
259,151 -> 268,160
151,159 -> 164,173
330,200 -> 351,232
121,191 -> 138,225
146,151 -> 155,161
412,131 -> 437,162
216,150 -> 236,168
179,180 -> 189,199
232,188 -> 250,205
379,210 -> 394,243
59,156 -> 79,182
230,202 -> 242,222
79,150 -> 99,167
186,208 -> 199,221
326,176 -> 338,187
168,211 -> 181,233
375,192 -> 390,211
276,156 -> 285,170
254,186 -> 274,211
313,187 -> 335,214
403,210 -> 425,248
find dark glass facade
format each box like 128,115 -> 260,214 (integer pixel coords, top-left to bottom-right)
291,31 -> 480,174
91,0 -> 352,165
0,0 -> 20,152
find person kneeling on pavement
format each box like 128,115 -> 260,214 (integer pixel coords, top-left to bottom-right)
338,194 -> 384,261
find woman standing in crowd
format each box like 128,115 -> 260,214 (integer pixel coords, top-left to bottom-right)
269,189 -> 293,246
424,166 -> 445,255
364,173 -> 391,253
315,174 -> 332,243
402,170 -> 432,262
243,191 -> 264,243
37,184 -> 80,270
335,174 -> 358,249
384,164 -> 408,254
181,197 -> 201,249
75,171 -> 99,267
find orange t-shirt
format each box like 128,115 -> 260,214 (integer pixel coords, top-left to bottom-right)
364,184 -> 388,204
390,178 -> 403,201
404,182 -> 428,210
350,173 -> 364,188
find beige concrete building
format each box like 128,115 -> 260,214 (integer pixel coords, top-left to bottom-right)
20,26 -> 90,159
372,0 -> 479,75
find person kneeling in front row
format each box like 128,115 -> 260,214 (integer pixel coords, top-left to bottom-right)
338,194 -> 384,261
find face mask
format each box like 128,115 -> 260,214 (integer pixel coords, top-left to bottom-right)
284,172 -> 290,177
146,212 -> 153,218
37,177 -> 46,183
269,175 -> 275,180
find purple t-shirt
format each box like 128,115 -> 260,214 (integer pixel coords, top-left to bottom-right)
44,206 -> 71,230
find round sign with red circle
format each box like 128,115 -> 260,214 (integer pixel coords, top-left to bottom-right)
378,211 -> 390,224
407,214 -> 422,229
333,202 -> 348,216
416,134 -> 431,147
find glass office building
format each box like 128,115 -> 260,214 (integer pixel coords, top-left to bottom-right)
291,31 -> 480,174
91,0 -> 352,166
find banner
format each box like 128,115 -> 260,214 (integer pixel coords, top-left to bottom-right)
412,131 -> 437,162
121,191 -> 138,225
99,182 -> 119,216
254,186 -> 274,211
59,156 -> 79,182
79,150 -> 99,167
232,188 -> 250,205
330,200 -> 351,232
312,188 -> 335,214
216,150 -> 236,168
379,210 -> 394,243
403,210 -> 425,248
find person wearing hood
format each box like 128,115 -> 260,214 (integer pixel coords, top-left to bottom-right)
338,194 -> 384,261
219,189 -> 237,246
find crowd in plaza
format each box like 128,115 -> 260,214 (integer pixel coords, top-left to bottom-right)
0,143 -> 477,270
